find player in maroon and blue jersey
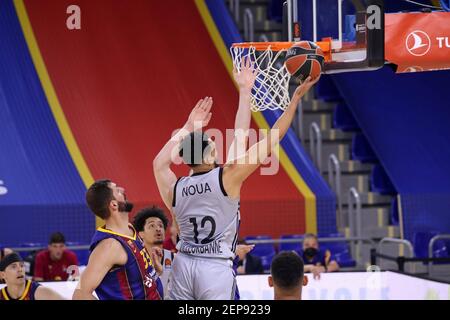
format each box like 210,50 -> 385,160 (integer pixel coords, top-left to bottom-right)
72,180 -> 163,300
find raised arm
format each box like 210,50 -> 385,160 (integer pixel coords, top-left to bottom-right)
72,239 -> 126,300
223,77 -> 319,196
153,97 -> 213,210
226,57 -> 257,163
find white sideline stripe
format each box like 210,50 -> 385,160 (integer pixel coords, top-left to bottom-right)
1,271 -> 448,300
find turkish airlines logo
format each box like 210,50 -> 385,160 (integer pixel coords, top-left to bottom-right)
406,31 -> 431,56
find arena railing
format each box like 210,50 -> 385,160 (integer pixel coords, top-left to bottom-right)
371,235 -> 450,275
428,234 -> 450,277
246,236 -> 375,268
9,245 -> 90,252
309,122 -> 322,173
328,154 -> 342,229
229,0 -> 240,23
243,8 -> 255,42
348,187 -> 362,262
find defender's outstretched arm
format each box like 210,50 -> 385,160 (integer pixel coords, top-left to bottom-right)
227,57 -> 257,163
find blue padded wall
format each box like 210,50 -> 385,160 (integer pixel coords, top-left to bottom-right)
0,0 -> 93,245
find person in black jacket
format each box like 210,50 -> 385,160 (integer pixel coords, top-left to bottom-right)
236,240 -> 264,275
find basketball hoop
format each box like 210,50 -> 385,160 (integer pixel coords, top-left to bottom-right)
231,42 -> 292,112
230,41 -> 330,111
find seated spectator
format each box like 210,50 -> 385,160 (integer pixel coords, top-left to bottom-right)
268,251 -> 307,300
34,232 -> 78,281
302,233 -> 339,279
235,240 -> 264,275
0,253 -> 63,300
0,247 -> 13,284
0,247 -> 13,260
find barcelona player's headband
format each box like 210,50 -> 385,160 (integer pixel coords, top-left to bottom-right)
0,253 -> 23,271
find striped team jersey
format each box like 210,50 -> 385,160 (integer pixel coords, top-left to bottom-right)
172,167 -> 240,259
90,224 -> 163,300
159,249 -> 174,299
0,280 -> 40,300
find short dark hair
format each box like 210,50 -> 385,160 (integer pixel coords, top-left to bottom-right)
133,206 -> 169,232
179,131 -> 211,167
49,232 -> 66,245
271,251 -> 304,289
86,179 -> 114,219
0,252 -> 23,272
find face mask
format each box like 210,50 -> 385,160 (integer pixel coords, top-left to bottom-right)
304,247 -> 318,259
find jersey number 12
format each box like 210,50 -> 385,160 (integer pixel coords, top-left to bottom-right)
189,216 -> 216,244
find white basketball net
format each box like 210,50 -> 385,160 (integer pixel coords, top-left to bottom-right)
230,45 -> 292,111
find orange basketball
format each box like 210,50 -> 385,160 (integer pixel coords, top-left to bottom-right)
284,41 -> 324,81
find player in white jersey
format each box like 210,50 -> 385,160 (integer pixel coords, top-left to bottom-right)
153,59 -> 319,299
133,206 -> 174,299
